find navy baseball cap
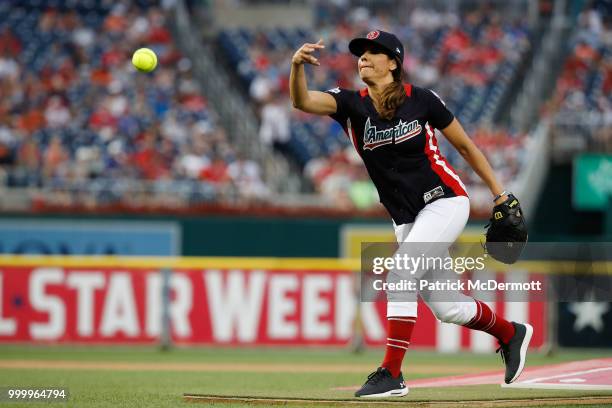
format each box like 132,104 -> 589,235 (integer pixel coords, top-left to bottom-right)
349,30 -> 404,62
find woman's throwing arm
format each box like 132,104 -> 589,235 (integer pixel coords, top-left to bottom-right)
290,39 -> 337,115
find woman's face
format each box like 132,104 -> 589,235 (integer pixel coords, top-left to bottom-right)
358,45 -> 397,84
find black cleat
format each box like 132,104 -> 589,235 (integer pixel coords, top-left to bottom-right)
497,322 -> 533,384
354,367 -> 408,398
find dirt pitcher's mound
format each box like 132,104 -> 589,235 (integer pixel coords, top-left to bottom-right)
183,394 -> 612,407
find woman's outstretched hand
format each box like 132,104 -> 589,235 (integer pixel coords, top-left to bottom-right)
289,38 -> 336,115
292,39 -> 325,66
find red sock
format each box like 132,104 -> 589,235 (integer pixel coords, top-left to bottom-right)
381,316 -> 415,378
463,299 -> 515,344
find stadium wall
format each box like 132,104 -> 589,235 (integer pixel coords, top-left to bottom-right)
0,214 -> 390,257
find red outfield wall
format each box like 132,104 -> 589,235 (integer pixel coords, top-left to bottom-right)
0,257 -> 546,350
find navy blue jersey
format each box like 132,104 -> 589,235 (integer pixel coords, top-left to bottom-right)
325,84 -> 468,224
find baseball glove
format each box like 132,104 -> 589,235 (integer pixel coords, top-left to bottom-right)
484,193 -> 528,264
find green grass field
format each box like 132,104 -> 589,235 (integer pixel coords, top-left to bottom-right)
0,346 -> 611,407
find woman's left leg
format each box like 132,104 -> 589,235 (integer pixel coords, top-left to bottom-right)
421,254 -> 533,384
412,196 -> 531,384
404,196 -> 514,339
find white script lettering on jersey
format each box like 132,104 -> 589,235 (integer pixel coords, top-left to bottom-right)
327,87 -> 341,94
363,117 -> 422,151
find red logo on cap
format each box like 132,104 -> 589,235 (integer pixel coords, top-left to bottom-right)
366,30 -> 380,40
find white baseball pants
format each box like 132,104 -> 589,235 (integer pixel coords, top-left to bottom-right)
386,195 -> 477,325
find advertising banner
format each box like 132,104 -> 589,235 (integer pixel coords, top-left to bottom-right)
557,302 -> 612,348
573,154 -> 612,210
0,220 -> 180,255
0,257 -> 546,350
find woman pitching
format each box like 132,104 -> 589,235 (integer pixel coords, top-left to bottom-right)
289,30 -> 533,398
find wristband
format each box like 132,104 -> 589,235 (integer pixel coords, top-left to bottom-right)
493,191 -> 509,203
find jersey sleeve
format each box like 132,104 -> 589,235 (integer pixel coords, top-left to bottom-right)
425,89 -> 454,130
324,87 -> 353,125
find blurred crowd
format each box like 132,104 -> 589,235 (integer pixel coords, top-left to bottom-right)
1,0 -> 607,214
219,1 -> 532,212
0,1 -> 268,209
546,1 -> 611,152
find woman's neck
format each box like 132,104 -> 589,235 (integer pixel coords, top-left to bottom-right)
367,78 -> 394,106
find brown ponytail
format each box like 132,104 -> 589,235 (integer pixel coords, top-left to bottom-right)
374,59 -> 405,120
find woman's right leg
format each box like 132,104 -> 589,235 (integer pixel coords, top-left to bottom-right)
354,221 -> 415,398
382,222 -> 417,378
